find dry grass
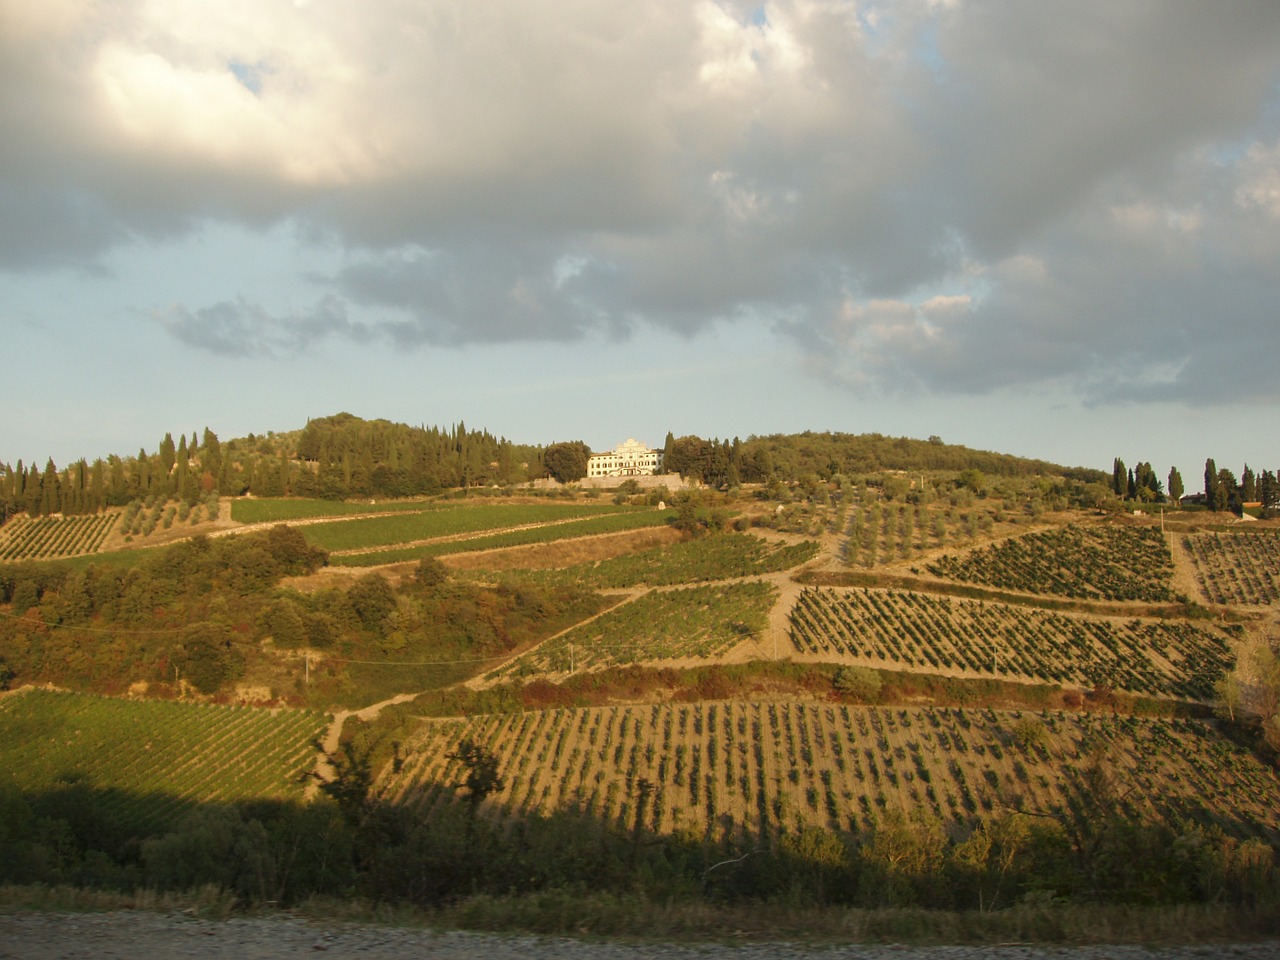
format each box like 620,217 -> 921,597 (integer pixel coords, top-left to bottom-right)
440,526 -> 683,573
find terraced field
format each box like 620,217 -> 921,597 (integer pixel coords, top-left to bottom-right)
490,581 -> 778,679
788,587 -> 1232,699
335,507 -> 674,566
0,689 -> 326,832
0,513 -> 118,561
301,502 -> 644,553
927,524 -> 1175,602
1183,530 -> 1280,605
381,702 -> 1280,843
469,532 -> 820,588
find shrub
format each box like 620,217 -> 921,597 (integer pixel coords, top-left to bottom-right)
834,666 -> 883,702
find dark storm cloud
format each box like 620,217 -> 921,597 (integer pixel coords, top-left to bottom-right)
159,294 -> 372,358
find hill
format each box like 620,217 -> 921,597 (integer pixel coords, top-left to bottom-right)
1,426 -> 1278,937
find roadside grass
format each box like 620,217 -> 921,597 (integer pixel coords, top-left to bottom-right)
3,885 -> 1277,945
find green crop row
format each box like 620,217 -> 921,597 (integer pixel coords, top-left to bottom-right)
927,524 -> 1175,602
0,689 -> 326,832
789,587 -> 1231,700
302,502 -> 639,552
334,508 -> 675,566
0,513 -> 118,561
230,497 -> 450,523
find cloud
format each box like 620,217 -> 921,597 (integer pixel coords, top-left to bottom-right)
159,294 -> 371,358
4,0 -> 1280,407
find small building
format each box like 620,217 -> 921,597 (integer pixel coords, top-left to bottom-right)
586,438 -> 663,478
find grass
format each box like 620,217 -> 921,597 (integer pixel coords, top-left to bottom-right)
2,884 -> 1278,944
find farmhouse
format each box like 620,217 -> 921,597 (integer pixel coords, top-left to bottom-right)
586,438 -> 663,478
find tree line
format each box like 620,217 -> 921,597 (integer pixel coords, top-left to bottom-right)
1109,456 -> 1279,515
0,415 -> 549,523
6,412 -> 1185,527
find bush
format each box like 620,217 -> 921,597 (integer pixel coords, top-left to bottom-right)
834,666 -> 883,702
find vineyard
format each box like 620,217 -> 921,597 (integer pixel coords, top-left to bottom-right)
301,502 -> 641,552
491,581 -> 778,679
927,524 -> 1176,601
230,497 -> 446,523
788,588 -> 1232,699
477,533 -> 820,589
0,512 -> 119,561
1183,531 -> 1280,605
0,689 -> 325,832
381,702 -> 1280,844
335,508 -> 674,566
756,481 -> 1043,566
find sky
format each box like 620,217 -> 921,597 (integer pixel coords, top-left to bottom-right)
3,1 -> 1279,492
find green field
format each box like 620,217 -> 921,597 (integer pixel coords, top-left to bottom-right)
0,689 -> 326,832
335,508 -> 674,566
301,502 -> 641,552
230,497 -> 447,523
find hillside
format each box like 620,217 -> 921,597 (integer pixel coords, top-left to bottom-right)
1,437 -> 1278,936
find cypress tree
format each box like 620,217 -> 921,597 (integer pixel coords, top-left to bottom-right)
201,428 -> 222,480
1112,458 -> 1126,498
1241,465 -> 1256,503
159,432 -> 176,475
1168,466 -> 1184,505
40,459 -> 60,516
24,464 -> 41,516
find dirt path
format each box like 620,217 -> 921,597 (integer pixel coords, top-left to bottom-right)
307,692 -> 422,799
4,911 -> 1274,959
464,588 -> 650,689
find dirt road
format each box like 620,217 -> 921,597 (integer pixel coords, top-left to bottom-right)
2,911 -> 1276,960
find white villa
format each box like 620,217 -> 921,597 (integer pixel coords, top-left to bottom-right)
586,438 -> 663,478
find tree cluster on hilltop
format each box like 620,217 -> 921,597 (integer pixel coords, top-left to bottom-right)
653,431 -> 1105,490
1108,455 -> 1279,516
0,415 -> 546,523
1202,458 -> 1279,516
739,432 -> 1105,485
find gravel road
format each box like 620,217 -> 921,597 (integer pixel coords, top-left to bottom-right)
1,912 -> 1278,960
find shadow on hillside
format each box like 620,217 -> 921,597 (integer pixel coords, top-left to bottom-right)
3,772 -> 1277,915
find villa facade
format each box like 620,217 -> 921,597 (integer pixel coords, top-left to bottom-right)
586,438 -> 663,478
